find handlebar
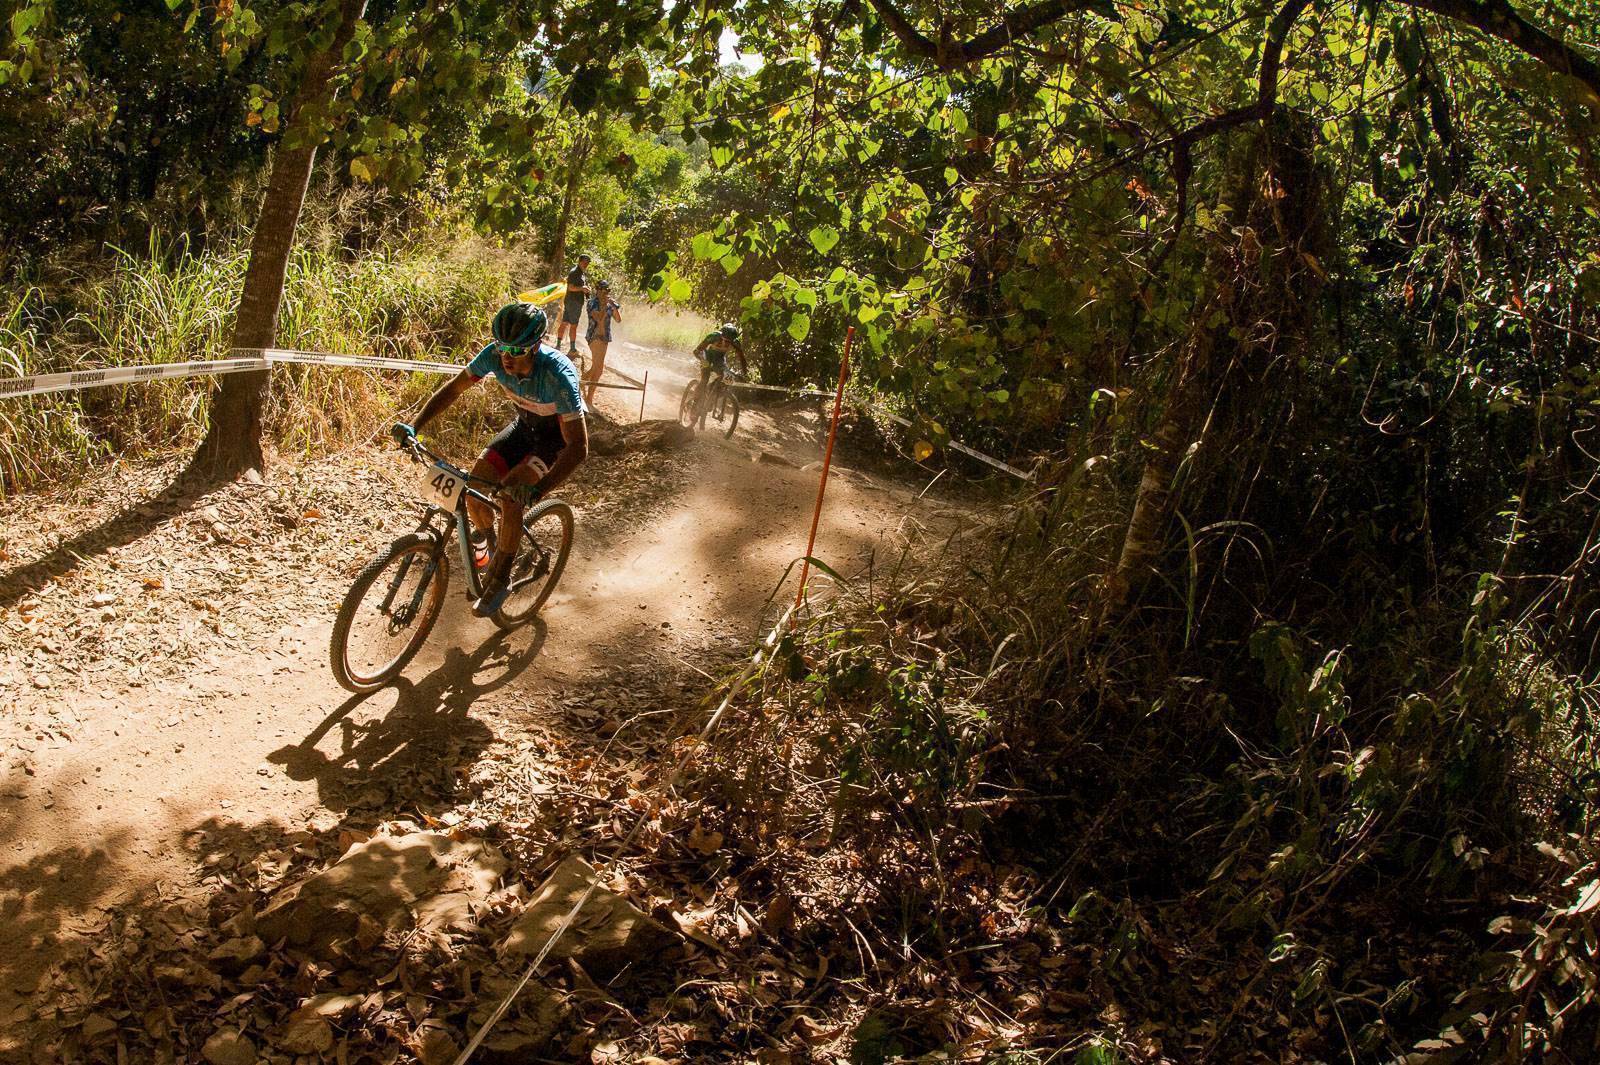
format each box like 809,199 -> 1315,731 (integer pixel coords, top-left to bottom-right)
400,437 -> 501,491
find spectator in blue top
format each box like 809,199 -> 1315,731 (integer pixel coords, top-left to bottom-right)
583,279 -> 621,405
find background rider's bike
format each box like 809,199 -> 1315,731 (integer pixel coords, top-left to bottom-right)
328,439 -> 574,693
678,369 -> 741,438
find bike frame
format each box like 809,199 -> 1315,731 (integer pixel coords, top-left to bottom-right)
380,443 -> 502,617
694,369 -> 736,419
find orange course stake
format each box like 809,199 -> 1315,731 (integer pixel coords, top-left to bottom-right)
793,326 -> 854,623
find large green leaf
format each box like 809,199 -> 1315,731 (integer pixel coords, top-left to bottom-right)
808,225 -> 841,256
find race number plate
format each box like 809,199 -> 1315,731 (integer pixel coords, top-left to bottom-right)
416,463 -> 466,510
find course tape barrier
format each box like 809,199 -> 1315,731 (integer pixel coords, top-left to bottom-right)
244,347 -> 461,375
0,347 -> 648,399
603,364 -> 646,388
0,356 -> 268,399
245,348 -> 647,391
869,408 -> 1035,482
1,348 -> 1025,478
728,379 -> 836,399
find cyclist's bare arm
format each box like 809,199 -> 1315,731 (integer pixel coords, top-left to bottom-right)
412,369 -> 478,433
540,417 -> 590,495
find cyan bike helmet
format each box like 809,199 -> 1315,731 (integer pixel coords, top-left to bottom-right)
491,302 -> 547,351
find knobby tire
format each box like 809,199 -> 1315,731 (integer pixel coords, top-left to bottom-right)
493,499 -> 575,630
330,532 -> 448,693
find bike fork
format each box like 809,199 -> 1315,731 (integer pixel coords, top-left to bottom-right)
380,535 -> 444,618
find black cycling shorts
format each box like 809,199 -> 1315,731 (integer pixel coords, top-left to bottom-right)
483,416 -> 563,478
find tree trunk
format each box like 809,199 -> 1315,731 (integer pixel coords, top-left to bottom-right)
1104,114 -> 1327,615
190,0 -> 368,477
548,111 -> 605,272
1103,329 -> 1213,611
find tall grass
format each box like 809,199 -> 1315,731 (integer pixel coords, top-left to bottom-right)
0,230 -> 519,496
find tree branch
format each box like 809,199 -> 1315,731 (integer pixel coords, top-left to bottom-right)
864,0 -> 1103,70
1407,0 -> 1600,112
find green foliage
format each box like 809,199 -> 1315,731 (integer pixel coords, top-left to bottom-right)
0,0 -> 274,253
806,635 -> 994,813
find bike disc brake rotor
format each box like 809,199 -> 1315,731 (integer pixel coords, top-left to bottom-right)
512,540 -> 550,586
386,603 -> 418,632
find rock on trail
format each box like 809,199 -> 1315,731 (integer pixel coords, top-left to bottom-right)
502,855 -> 679,978
256,831 -> 507,952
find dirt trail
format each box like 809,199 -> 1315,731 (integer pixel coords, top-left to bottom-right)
0,346 -> 960,1037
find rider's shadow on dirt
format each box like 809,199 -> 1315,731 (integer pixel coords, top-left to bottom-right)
266,618 -> 547,814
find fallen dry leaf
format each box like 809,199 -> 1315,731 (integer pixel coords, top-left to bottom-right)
409,1019 -> 459,1065
792,1015 -> 845,1045
688,823 -> 723,855
201,1028 -> 257,1065
277,1011 -> 334,1054
300,992 -> 363,1018
79,1013 -> 117,1041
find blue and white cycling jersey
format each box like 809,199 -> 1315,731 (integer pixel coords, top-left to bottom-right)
467,343 -> 586,423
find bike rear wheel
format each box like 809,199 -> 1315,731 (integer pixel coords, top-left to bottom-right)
494,499 -> 575,630
678,380 -> 702,429
330,533 -> 448,693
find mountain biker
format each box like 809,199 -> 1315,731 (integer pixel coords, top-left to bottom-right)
391,302 -> 589,618
693,322 -> 749,390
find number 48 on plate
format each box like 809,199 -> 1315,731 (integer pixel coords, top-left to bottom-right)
416,463 -> 465,510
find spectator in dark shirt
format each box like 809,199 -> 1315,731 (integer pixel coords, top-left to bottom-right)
555,253 -> 591,355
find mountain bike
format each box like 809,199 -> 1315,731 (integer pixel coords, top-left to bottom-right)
329,439 -> 574,693
678,368 -> 741,438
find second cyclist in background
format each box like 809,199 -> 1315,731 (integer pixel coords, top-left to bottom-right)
693,322 -> 748,391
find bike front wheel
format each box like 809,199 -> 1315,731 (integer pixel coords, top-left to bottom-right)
330,532 -> 449,692
678,380 -> 702,430
714,388 -> 741,438
494,499 -> 575,630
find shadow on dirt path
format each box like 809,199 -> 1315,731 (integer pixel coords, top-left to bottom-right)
267,622 -> 547,812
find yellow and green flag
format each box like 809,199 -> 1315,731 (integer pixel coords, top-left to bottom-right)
517,281 -> 567,305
